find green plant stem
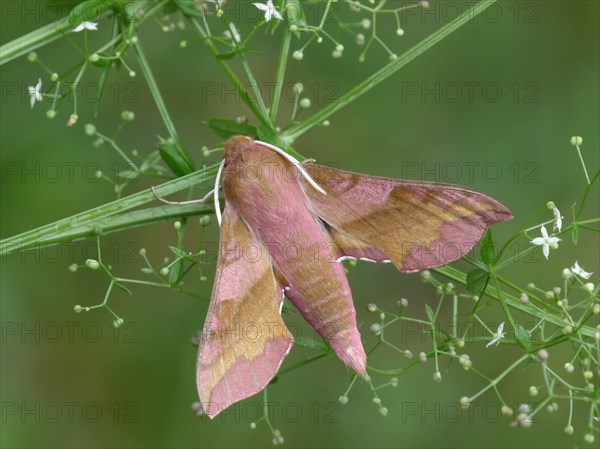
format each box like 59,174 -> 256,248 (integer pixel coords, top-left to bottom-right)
269,25 -> 292,123
134,41 -> 195,171
239,54 -> 272,126
0,165 -> 219,256
432,265 -> 596,339
576,168 -> 600,219
0,0 -> 117,65
491,272 -> 517,331
468,354 -> 529,401
282,0 -> 497,142
39,203 -> 212,248
189,18 -> 272,130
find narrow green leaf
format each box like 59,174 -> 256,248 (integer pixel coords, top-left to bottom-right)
572,223 -> 579,245
216,51 -> 237,60
466,268 -> 489,294
89,52 -> 115,67
479,228 -> 497,264
169,246 -> 187,258
285,0 -> 307,36
425,304 -> 435,322
208,118 -> 258,140
68,0 -> 112,23
139,150 -> 162,171
295,336 -> 327,351
168,217 -> 187,285
157,137 -> 194,176
174,0 -> 205,17
256,124 -> 305,161
514,324 -> 532,351
113,280 -> 132,295
118,170 -> 139,180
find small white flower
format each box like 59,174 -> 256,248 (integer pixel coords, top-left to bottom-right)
571,261 -> 593,280
552,206 -> 562,232
28,78 -> 42,108
531,225 -> 561,260
486,322 -> 505,348
73,21 -> 98,32
223,24 -> 241,43
253,0 -> 283,22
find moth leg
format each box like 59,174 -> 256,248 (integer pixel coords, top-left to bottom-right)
151,186 -> 216,205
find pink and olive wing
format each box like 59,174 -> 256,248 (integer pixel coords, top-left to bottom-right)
197,204 -> 293,418
301,164 -> 512,272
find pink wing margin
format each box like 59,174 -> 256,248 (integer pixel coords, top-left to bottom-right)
196,204 -> 293,418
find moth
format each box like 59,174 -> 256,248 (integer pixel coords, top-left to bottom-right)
195,135 -> 511,418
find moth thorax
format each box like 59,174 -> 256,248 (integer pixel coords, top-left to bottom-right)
223,135 -> 254,160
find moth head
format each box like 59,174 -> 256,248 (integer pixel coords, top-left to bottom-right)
223,135 -> 254,161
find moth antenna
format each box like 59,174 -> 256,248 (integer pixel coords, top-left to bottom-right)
214,160 -> 225,226
151,186 -> 214,205
254,140 -> 327,195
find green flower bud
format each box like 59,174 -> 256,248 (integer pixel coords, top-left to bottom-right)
299,98 -> 311,109
85,259 -> 100,270
528,386 -> 538,396
369,323 -> 381,335
121,110 -> 135,122
569,136 -> 583,146
84,123 -> 96,136
113,318 -> 124,328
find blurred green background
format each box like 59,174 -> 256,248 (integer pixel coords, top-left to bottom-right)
1,1 -> 599,448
